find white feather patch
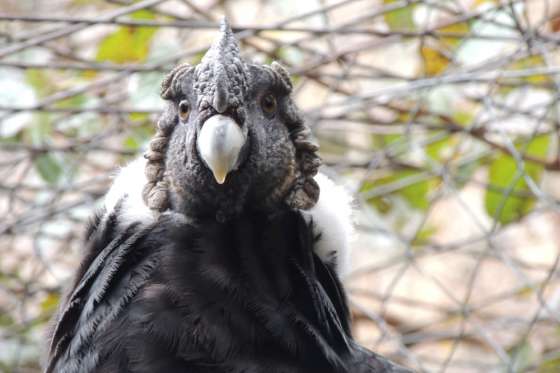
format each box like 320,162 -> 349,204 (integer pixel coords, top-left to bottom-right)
103,157 -> 354,275
303,174 -> 354,276
104,157 -> 154,227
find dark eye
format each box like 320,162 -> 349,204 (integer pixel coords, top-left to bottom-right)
261,94 -> 277,117
178,100 -> 190,121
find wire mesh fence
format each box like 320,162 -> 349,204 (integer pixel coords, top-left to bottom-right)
1,0 -> 560,372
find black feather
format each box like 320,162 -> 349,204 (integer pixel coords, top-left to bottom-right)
46,19 -> 414,373
47,209 -> 412,372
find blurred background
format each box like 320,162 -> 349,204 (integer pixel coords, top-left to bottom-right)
1,0 -> 560,372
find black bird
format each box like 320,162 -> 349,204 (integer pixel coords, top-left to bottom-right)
45,19 -> 413,373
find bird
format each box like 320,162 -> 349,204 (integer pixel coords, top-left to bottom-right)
45,19 -> 413,373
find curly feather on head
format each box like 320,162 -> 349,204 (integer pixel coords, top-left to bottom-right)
142,64 -> 193,212
142,60 -> 321,214
268,61 -> 321,210
142,16 -> 322,217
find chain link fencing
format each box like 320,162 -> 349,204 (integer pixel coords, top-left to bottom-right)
1,0 -> 560,372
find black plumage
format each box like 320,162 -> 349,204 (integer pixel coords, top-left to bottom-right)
46,19 -> 412,373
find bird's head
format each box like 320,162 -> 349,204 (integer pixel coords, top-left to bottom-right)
143,19 -> 321,221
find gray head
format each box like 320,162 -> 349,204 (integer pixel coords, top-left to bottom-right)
143,19 -> 320,221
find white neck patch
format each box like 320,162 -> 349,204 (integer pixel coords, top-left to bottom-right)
301,173 -> 354,276
103,157 -> 354,275
104,157 -> 154,227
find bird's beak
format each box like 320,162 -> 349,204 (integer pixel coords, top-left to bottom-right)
197,114 -> 246,184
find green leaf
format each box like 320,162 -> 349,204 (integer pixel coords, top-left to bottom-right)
382,133 -> 403,145
452,110 -> 475,127
35,154 -> 63,185
25,69 -> 53,98
123,136 -> 140,151
40,292 -> 60,315
398,170 -> 430,210
383,0 -> 416,31
123,123 -> 154,151
420,46 -> 450,76
426,135 -> 451,160
129,112 -> 150,122
0,313 -> 15,327
484,135 -> 550,224
411,225 -> 437,246
539,355 -> 560,373
439,22 -> 470,49
508,339 -> 535,373
474,0 -> 499,5
419,22 -> 469,76
25,115 -> 52,145
96,10 -> 157,63
54,94 -> 87,109
498,55 -> 552,94
362,169 -> 431,212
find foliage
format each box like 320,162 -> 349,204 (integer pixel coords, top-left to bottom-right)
484,135 -> 550,225
1,0 -> 560,372
96,10 -> 158,64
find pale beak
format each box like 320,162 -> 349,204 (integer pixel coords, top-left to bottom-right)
196,114 -> 246,184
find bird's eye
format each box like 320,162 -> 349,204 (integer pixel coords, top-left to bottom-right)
261,94 -> 277,117
178,100 -> 190,121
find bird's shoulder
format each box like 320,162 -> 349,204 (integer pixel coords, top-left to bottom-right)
102,156 -> 354,274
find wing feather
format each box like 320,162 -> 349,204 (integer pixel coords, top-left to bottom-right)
47,204 -> 158,373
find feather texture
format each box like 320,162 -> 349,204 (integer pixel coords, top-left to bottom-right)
46,20 -> 413,372
47,207 -> 411,372
103,157 -> 353,275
